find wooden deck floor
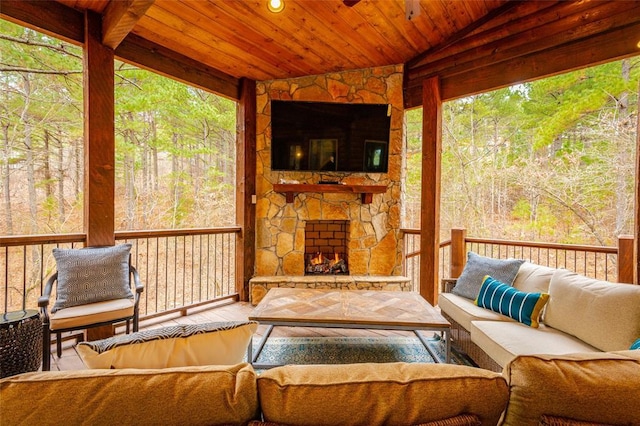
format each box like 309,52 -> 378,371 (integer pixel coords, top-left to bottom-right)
50,300 -> 416,371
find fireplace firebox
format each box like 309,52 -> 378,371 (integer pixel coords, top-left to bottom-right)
304,220 -> 349,275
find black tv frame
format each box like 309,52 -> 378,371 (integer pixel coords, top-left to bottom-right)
270,100 -> 391,173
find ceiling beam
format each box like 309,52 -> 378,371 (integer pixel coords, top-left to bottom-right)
404,21 -> 640,107
407,1 -> 637,84
116,34 -> 240,101
0,0 -> 83,45
1,0 -> 239,100
102,0 -> 155,49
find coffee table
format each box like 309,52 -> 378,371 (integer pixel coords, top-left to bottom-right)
248,288 -> 451,369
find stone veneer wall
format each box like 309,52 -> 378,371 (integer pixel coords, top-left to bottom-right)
255,65 -> 404,278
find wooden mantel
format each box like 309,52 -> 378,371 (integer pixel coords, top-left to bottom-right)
273,183 -> 387,204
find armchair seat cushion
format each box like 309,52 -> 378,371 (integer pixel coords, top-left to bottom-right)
50,299 -> 135,331
77,321 -> 258,369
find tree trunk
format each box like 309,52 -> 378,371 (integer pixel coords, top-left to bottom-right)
20,75 -> 38,235
2,123 -> 13,234
615,59 -> 631,236
57,130 -> 65,223
43,130 -> 53,225
171,132 -> 181,228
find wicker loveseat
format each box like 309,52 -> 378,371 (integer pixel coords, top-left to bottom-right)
438,258 -> 640,372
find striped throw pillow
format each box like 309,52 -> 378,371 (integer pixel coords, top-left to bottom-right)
475,276 -> 549,328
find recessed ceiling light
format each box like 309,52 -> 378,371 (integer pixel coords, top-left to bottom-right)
268,0 -> 284,13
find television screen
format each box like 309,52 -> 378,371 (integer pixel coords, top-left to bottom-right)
270,100 -> 391,172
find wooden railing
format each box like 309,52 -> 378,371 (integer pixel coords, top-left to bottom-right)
3,227 -> 633,316
402,228 -> 635,293
1,227 -> 241,319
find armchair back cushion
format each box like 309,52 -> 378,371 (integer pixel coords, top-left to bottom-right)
52,244 -> 133,313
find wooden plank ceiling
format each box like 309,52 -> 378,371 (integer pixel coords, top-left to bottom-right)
55,0 -> 508,82
2,1 -> 639,104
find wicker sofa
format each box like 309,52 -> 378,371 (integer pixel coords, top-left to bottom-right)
438,260 -> 640,372
3,351 -> 640,426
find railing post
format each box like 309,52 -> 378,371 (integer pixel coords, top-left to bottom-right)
450,228 -> 467,278
618,235 -> 634,284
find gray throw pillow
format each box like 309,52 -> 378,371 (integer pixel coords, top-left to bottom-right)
451,251 -> 524,300
52,244 -> 134,313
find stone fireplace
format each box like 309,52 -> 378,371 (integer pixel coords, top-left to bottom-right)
249,64 -> 410,304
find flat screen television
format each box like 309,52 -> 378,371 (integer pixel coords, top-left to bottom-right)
270,100 -> 391,172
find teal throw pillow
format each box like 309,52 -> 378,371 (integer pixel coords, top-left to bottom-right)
451,251 -> 525,300
631,338 -> 640,350
475,276 -> 549,328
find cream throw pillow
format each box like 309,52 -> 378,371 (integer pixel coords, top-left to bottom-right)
544,269 -> 640,351
77,321 -> 258,369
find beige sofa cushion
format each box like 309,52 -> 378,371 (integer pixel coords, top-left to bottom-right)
439,292 -> 514,330
0,363 -> 260,425
544,269 -> 640,351
470,321 -> 600,368
502,352 -> 640,426
77,321 -> 257,369
257,362 -> 508,426
512,262 -> 555,294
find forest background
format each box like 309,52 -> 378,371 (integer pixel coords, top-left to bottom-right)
1,19 -> 638,248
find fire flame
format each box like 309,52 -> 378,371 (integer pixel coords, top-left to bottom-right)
310,252 -> 341,267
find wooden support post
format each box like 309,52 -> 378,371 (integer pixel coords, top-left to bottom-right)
83,11 -> 115,340
450,228 -> 467,278
419,77 -> 442,306
83,10 -> 115,248
236,78 -> 256,301
618,235 -> 634,284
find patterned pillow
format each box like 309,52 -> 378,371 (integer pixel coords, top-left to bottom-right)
475,276 -> 549,328
451,252 -> 525,300
76,321 -> 258,369
52,244 -> 133,313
